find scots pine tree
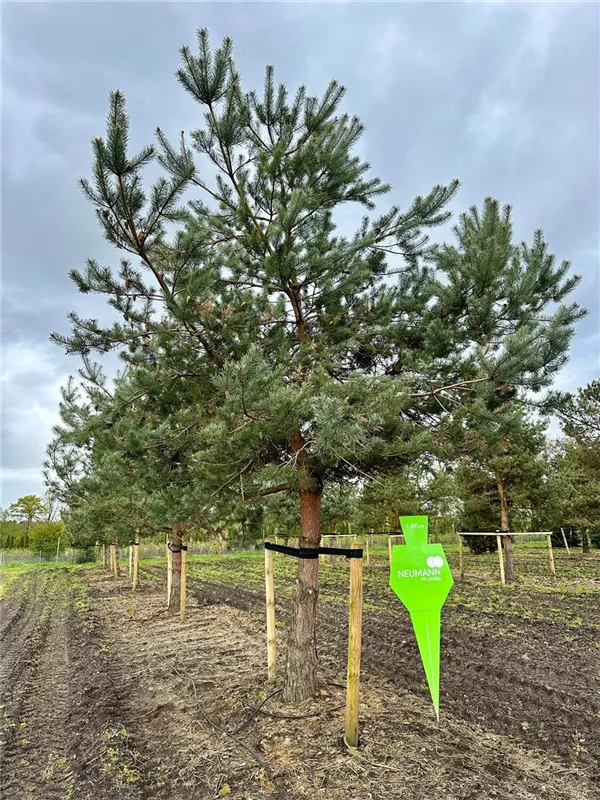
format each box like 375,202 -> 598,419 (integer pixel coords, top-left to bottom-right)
557,380 -> 600,551
51,29 -> 584,701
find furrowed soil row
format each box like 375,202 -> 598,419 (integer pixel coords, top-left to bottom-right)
0,569 -> 144,800
86,566 -> 597,799
2,563 -> 598,799
177,560 -> 600,779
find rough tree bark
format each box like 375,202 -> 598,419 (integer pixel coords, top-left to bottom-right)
582,527 -> 591,554
283,474 -> 322,704
168,521 -> 183,614
495,471 -> 515,582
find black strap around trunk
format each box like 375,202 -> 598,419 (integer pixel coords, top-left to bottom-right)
264,542 -> 362,559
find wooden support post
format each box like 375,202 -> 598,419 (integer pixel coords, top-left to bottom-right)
109,544 -> 115,574
128,545 -> 133,580
388,535 -> 392,571
345,542 -> 364,748
101,542 -> 107,568
496,535 -> 506,586
547,534 -> 556,577
560,527 -> 571,556
114,541 -> 120,577
180,546 -> 187,622
458,534 -> 465,580
264,545 -> 277,682
132,534 -> 140,593
365,537 -> 370,568
166,534 -> 173,609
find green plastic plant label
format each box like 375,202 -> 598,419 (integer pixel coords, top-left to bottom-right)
389,515 -> 453,721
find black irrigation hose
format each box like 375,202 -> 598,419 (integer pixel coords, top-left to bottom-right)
236,682 -> 347,726
232,688 -> 283,734
166,660 -> 283,799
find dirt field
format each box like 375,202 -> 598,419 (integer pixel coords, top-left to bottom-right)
1,549 -> 599,799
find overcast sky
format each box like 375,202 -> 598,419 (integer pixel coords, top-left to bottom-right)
1,1 -> 599,507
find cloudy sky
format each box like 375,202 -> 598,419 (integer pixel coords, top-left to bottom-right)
2,1 -> 599,507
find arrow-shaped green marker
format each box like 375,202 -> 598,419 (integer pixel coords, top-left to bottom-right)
389,515 -> 454,721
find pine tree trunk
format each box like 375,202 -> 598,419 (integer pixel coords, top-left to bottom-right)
283,483 -> 321,704
168,522 -> 182,614
582,527 -> 591,554
495,471 -> 515,582
394,504 -> 401,533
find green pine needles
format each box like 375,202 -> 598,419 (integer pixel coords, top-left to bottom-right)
47,28 -> 586,701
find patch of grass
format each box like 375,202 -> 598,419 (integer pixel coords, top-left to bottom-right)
99,726 -> 142,788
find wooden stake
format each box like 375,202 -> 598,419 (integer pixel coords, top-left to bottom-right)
264,545 -> 277,682
388,535 -> 392,571
128,545 -> 133,580
132,534 -> 140,593
109,544 -> 115,574
166,534 -> 173,609
496,535 -> 506,586
560,527 -> 571,556
458,534 -> 465,579
365,537 -> 370,568
180,546 -> 187,622
547,534 -> 556,577
101,542 -> 107,569
345,542 -> 364,748
113,541 -> 120,578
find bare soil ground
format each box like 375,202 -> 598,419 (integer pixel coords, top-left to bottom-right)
1,550 -> 599,799
0,569 -> 143,800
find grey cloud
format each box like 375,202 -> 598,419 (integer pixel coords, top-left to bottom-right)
1,1 -> 598,506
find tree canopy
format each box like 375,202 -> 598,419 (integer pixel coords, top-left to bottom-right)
46,27 -> 587,701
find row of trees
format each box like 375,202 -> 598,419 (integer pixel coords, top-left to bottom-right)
45,29 -> 590,702
1,495 -> 63,552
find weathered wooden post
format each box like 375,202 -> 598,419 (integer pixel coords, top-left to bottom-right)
180,545 -> 187,622
128,545 -> 133,580
132,532 -> 140,593
345,541 -> 364,748
560,527 -> 571,556
496,535 -> 506,586
365,537 -> 370,568
113,540 -> 121,578
547,534 -> 556,577
101,542 -> 107,568
166,533 -> 172,609
388,535 -> 393,571
458,534 -> 465,579
264,544 -> 277,682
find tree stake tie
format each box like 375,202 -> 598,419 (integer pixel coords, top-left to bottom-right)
389,515 -> 454,722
